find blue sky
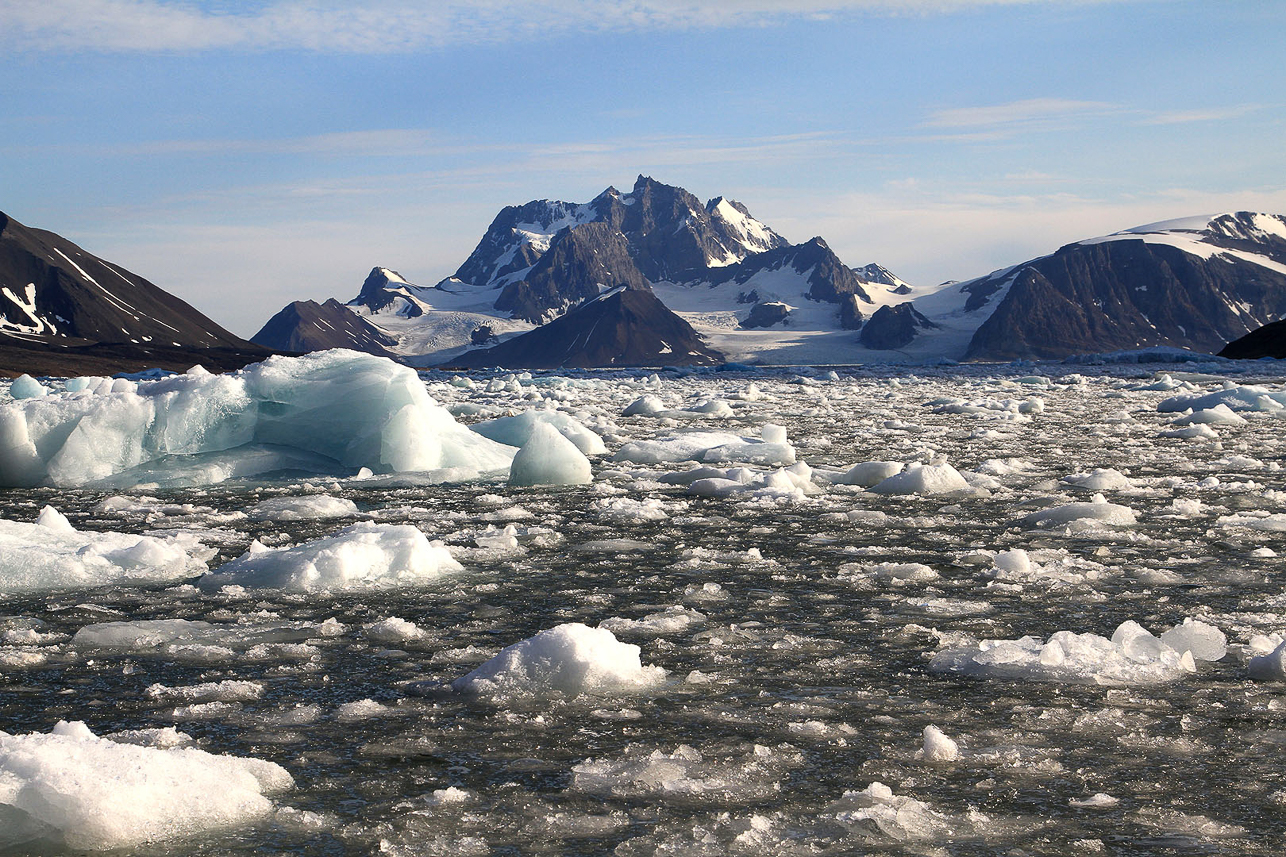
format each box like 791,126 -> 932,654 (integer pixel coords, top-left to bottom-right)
2,0 -> 1283,337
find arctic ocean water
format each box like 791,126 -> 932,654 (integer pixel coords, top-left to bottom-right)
3,359 -> 1286,855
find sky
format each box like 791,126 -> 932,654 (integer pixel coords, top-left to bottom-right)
2,0 -> 1283,337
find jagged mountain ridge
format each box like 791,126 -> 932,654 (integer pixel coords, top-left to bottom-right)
264,176 -> 912,366
252,298 -> 399,357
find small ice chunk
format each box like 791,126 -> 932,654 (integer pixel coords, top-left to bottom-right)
508,422 -> 592,487
1061,468 -> 1133,491
869,462 -> 969,495
363,616 -> 424,643
1021,494 -> 1137,528
8,374 -> 48,399
1249,640 -> 1286,681
1173,404 -> 1246,426
622,395 -> 666,416
840,460 -> 904,488
918,725 -> 959,762
471,410 -> 606,455
452,622 -> 666,700
1159,618 -> 1226,661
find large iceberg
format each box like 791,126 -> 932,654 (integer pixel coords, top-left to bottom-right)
0,720 -> 292,851
0,350 -> 516,488
0,506 -> 211,594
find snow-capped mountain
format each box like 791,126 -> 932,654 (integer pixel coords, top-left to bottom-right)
958,212 -> 1286,360
258,176 -> 917,366
1,211 -> 252,351
252,298 -> 399,357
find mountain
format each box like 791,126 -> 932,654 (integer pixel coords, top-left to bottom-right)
251,298 -> 398,357
256,176 -> 913,366
960,213 -> 1286,360
447,288 -> 722,369
0,211 -> 271,375
1219,318 -> 1286,359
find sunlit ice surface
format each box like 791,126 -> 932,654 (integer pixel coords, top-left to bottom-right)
2,358 -> 1286,855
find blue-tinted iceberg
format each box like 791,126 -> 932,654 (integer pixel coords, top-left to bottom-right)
0,350 -> 516,488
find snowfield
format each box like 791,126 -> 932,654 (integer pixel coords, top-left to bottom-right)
1,351 -> 1285,854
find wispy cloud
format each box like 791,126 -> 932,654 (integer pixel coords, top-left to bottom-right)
0,0 -> 1133,53
1141,104 -> 1266,125
923,97 -> 1119,130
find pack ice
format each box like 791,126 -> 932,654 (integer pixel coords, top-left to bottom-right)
0,720 -> 292,851
0,350 -> 516,488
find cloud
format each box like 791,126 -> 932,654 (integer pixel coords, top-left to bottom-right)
0,0 -> 1130,53
923,97 -> 1119,130
1141,104 -> 1266,125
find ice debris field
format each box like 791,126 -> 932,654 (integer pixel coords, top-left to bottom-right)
2,349 -> 1286,854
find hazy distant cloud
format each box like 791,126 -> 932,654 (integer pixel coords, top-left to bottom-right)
1141,104 -> 1265,125
924,98 -> 1118,129
0,0 -> 1131,53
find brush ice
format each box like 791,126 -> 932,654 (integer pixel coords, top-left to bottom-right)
868,462 -> 969,495
0,720 -> 292,851
247,494 -> 359,521
929,619 -> 1222,685
470,409 -> 606,455
507,422 -> 593,487
0,350 -> 515,488
452,622 -> 666,700
0,506 -> 211,593
200,522 -> 460,591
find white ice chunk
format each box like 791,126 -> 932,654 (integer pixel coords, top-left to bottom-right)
1061,468 -> 1134,491
917,725 -> 959,762
470,409 -> 606,455
8,374 -> 48,399
1021,494 -> 1137,528
247,494 -> 359,522
1158,382 -> 1286,414
1172,404 -> 1247,426
1249,640 -> 1286,681
868,462 -> 969,495
0,720 -> 292,851
0,509 -> 211,594
622,395 -> 666,416
930,618 -> 1222,685
507,422 -> 593,487
452,622 -> 666,700
199,522 -> 461,592
839,460 -> 904,488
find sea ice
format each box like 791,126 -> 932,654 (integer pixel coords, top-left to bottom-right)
0,506 -> 211,593
247,494 -> 360,522
0,720 -> 292,851
0,350 -> 515,488
507,422 -> 593,487
1157,382 -> 1286,413
452,622 -> 666,700
918,725 -> 960,762
1020,494 -> 1137,528
8,374 -> 48,399
929,618 -> 1223,685
868,461 -> 970,495
470,409 -> 606,455
199,522 -> 461,591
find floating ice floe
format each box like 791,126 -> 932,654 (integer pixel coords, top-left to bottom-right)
1171,404 -> 1247,426
929,618 -> 1226,685
1060,468 -> 1134,491
613,429 -> 795,467
599,606 -> 706,637
0,720 -> 292,851
1157,381 -> 1286,414
247,494 -> 360,522
0,350 -> 516,488
837,460 -> 904,488
917,725 -> 960,762
508,422 -> 593,487
1020,494 -> 1137,528
1216,512 -> 1286,533
868,461 -> 970,495
200,522 -> 460,592
0,506 -> 211,593
452,622 -> 667,700
570,742 -> 801,802
825,781 -> 954,842
470,409 -> 606,455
